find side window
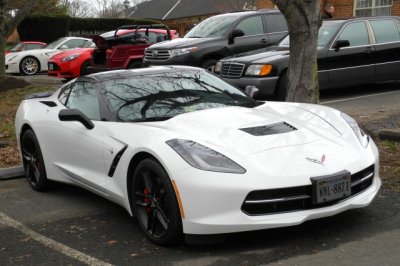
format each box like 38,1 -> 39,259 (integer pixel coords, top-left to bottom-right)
370,19 -> 400,43
26,44 -> 41,50
265,14 -> 288,33
235,16 -> 264,36
62,39 -> 88,49
337,21 -> 369,47
65,82 -> 101,120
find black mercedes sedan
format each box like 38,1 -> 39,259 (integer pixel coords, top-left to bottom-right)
214,16 -> 400,100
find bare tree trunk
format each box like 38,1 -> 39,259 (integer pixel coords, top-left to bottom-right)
274,0 -> 320,103
0,0 -> 37,81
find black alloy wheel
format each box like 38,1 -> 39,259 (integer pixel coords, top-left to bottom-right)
132,159 -> 183,245
21,130 -> 50,191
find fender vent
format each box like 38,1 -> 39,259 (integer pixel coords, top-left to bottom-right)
240,122 -> 297,136
40,101 -> 57,107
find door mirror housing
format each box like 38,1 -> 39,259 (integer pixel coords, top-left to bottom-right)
228,29 -> 245,44
59,109 -> 94,130
333,40 -> 350,52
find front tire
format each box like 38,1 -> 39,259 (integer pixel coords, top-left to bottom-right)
80,60 -> 91,76
275,70 -> 288,101
20,56 -> 40,75
132,158 -> 183,246
21,130 -> 50,191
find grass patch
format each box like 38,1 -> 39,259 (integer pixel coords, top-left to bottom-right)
0,85 -> 53,167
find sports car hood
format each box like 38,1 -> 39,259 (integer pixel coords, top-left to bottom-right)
149,102 -> 342,156
49,48 -> 93,60
224,50 -> 290,64
148,37 -> 219,49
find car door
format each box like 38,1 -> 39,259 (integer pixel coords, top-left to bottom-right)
368,18 -> 400,80
326,21 -> 375,86
50,81 -> 110,193
230,15 -> 268,54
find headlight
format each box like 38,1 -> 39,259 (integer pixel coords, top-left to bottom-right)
166,139 -> 246,174
62,54 -> 80,62
214,61 -> 222,73
6,54 -> 18,62
245,64 -> 273,76
341,113 -> 369,148
170,47 -> 198,57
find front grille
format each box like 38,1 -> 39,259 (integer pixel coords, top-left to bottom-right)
241,165 -> 375,216
144,49 -> 171,61
48,62 -> 61,71
220,62 -> 245,78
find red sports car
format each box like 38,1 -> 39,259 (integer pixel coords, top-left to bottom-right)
48,28 -> 178,79
5,41 -> 47,54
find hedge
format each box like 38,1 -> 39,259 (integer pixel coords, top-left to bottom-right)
18,14 -> 159,44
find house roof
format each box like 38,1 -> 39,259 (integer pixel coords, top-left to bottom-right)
128,0 -> 253,20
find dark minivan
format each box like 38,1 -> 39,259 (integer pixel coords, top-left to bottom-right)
143,9 -> 288,71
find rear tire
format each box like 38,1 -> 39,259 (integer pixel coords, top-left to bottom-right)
21,130 -> 50,191
127,61 -> 142,69
132,158 -> 183,246
20,56 -> 40,75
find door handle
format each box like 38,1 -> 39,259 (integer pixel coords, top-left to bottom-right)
261,39 -> 269,44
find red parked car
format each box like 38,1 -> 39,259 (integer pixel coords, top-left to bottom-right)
48,26 -> 177,79
90,24 -> 177,73
5,41 -> 47,54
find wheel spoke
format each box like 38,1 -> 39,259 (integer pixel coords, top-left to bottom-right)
155,207 -> 169,230
142,171 -> 153,194
135,200 -> 151,207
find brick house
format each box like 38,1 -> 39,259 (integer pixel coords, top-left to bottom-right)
129,0 -> 400,36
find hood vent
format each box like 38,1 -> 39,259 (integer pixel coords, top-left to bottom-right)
240,122 -> 297,136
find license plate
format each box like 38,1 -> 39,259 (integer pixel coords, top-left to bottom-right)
311,171 -> 351,204
48,63 -> 54,70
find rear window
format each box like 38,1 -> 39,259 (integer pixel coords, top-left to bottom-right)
370,19 -> 400,43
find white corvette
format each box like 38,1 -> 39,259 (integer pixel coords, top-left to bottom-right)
5,37 -> 90,75
15,66 -> 380,245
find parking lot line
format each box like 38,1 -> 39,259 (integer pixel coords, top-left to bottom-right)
0,212 -> 113,266
321,90 -> 400,104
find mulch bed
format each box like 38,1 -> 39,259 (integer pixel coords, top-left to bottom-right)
0,77 -> 31,92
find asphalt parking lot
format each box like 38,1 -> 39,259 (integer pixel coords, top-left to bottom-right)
1,177 -> 399,265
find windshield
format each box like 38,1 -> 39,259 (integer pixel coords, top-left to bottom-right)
45,37 -> 68,49
185,15 -> 238,38
279,22 -> 341,47
102,70 -> 256,122
9,43 -> 24,52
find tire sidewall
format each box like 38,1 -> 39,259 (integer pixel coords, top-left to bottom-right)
132,158 -> 183,245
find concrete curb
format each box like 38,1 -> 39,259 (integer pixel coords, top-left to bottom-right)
378,129 -> 400,142
0,165 -> 24,180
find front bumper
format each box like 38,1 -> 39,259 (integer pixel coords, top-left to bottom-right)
47,60 -> 81,79
172,141 -> 380,235
143,54 -> 199,67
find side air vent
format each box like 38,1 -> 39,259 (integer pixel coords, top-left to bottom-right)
240,122 -> 297,136
40,101 -> 57,107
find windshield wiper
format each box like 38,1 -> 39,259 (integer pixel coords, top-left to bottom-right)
131,116 -> 174,122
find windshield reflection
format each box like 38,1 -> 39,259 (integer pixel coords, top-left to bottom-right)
101,70 -> 256,122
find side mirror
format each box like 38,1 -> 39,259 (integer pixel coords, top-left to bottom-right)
228,29 -> 245,44
59,109 -> 94,130
245,85 -> 259,98
333,40 -> 350,52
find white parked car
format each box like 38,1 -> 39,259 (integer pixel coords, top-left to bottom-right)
5,37 -> 90,75
15,66 -> 381,245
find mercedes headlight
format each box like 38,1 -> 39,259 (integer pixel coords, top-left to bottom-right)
170,47 -> 198,57
166,139 -> 246,174
214,61 -> 222,73
245,64 -> 273,76
341,113 -> 369,148
62,54 -> 80,62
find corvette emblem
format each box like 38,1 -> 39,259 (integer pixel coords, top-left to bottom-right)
306,154 -> 326,166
